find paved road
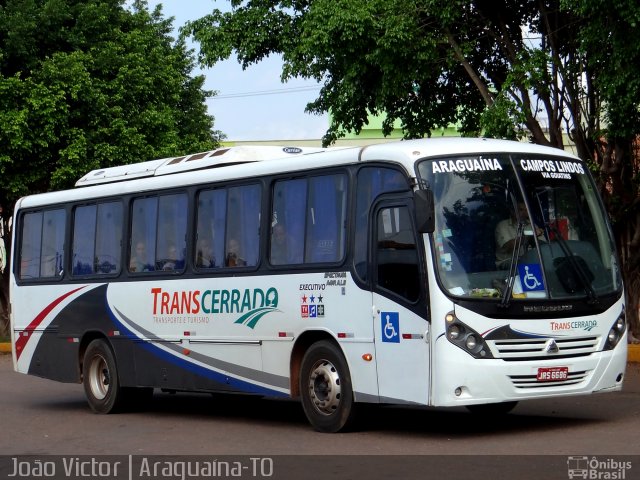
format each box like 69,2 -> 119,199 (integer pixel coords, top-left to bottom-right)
1,353 -> 638,479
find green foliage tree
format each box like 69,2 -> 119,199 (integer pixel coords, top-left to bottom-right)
0,0 -> 223,336
0,0 -> 223,203
186,0 -> 640,334
565,0 -> 640,338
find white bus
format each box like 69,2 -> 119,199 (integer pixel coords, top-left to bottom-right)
10,138 -> 627,432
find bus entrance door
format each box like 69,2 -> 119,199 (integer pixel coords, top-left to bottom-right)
371,202 -> 430,405
372,296 -> 430,405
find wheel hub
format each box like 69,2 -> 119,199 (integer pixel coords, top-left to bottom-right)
308,359 -> 342,415
88,354 -> 110,400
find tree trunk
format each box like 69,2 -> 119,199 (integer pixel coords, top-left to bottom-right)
619,220 -> 640,340
596,138 -> 640,338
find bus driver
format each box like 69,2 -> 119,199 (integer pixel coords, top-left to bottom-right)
495,202 -> 544,268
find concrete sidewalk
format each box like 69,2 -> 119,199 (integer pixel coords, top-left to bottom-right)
2,342 -> 639,360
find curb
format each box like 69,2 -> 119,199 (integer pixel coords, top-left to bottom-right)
1,342 -> 639,361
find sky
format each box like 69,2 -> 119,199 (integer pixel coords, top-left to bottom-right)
145,0 -> 328,142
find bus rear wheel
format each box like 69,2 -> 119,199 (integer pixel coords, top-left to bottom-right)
83,339 -> 124,414
299,340 -> 357,433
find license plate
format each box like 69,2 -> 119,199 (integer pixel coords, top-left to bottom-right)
537,367 -> 569,382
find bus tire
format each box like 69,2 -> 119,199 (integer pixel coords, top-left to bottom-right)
466,401 -> 518,415
299,340 -> 357,433
83,339 -> 124,414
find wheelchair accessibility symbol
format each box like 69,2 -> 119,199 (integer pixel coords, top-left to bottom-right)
517,264 -> 544,292
381,312 -> 400,343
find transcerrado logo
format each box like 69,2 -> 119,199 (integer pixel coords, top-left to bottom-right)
551,320 -> 598,332
151,287 -> 279,329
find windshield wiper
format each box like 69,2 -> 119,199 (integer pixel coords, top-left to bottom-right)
532,185 -> 597,304
547,224 -> 598,305
499,221 -> 526,309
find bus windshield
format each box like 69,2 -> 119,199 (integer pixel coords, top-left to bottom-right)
417,153 -> 622,302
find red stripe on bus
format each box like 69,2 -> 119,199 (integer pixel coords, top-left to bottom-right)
15,286 -> 86,360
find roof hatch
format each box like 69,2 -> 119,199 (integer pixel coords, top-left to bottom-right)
75,145 -> 326,187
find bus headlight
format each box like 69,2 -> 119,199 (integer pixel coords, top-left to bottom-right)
448,324 -> 462,340
604,308 -> 626,351
465,335 -> 478,350
444,311 -> 493,359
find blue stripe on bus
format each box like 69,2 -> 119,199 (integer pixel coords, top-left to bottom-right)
103,299 -> 287,398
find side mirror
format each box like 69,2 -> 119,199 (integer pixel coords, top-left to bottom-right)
414,189 -> 435,233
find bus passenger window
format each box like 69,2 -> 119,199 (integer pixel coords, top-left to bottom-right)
130,197 -> 157,273
72,201 -> 122,276
19,209 -> 66,279
271,179 -> 305,265
95,202 -> 122,274
305,175 -> 346,263
155,194 -> 187,272
73,205 -> 97,275
225,185 -> 260,267
41,210 -> 66,277
195,189 -> 227,270
19,212 -> 43,279
270,174 -> 346,265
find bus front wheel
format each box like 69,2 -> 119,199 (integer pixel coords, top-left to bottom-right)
83,339 -> 123,414
299,340 -> 357,433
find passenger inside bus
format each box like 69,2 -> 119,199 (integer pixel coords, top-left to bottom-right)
270,223 -> 289,264
129,241 -> 152,272
196,237 -> 216,268
160,244 -> 179,271
226,238 -> 246,267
